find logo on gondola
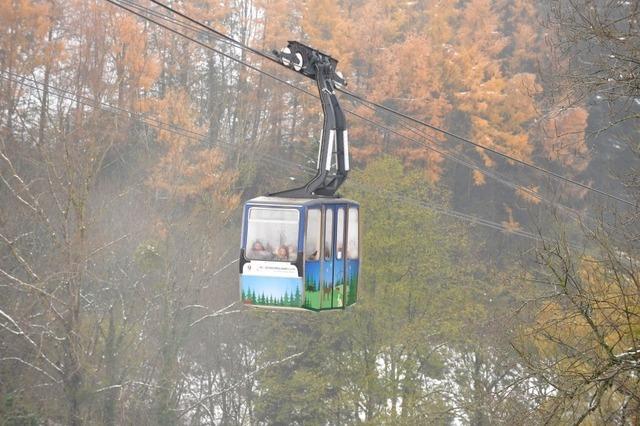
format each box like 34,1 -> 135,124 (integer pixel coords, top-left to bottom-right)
243,261 -> 298,277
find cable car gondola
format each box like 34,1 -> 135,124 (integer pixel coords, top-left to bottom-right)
239,42 -> 359,311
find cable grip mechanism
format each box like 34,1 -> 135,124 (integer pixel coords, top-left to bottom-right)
274,41 -> 346,87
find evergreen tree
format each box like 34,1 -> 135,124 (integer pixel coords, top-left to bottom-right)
294,287 -> 301,306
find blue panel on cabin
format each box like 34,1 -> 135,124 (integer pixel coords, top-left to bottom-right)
303,260 -> 321,309
321,260 -> 333,309
333,259 -> 345,308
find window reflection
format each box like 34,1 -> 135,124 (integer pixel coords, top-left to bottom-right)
347,208 -> 358,259
305,209 -> 321,260
336,208 -> 345,260
324,209 -> 333,260
246,208 -> 299,262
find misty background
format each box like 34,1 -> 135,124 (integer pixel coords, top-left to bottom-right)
1,0 -> 639,424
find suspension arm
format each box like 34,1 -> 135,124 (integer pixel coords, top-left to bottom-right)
270,42 -> 350,198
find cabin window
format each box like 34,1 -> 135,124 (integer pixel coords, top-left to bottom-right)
246,208 -> 299,261
347,207 -> 359,259
305,209 -> 321,260
324,209 -> 333,260
336,208 -> 345,260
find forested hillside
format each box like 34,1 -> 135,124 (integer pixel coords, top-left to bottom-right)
1,0 -> 638,424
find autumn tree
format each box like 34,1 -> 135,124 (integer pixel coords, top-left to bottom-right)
510,2 -> 640,422
515,228 -> 640,424
546,0 -> 640,117
543,0 -> 640,230
0,2 -> 238,424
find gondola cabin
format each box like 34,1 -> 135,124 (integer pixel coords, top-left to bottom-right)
240,197 -> 359,310
239,42 -> 359,311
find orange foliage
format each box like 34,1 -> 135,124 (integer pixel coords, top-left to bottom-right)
0,0 -> 56,76
542,107 -> 590,173
110,14 -> 160,94
500,206 -> 520,233
141,90 -> 239,209
530,255 -> 640,372
295,0 -> 545,190
515,186 -> 542,204
472,170 -> 486,186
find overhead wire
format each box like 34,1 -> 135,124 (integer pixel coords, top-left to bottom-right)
343,103 -> 610,230
147,0 -> 281,66
108,0 -> 629,232
105,0 -> 609,230
339,88 -> 636,208
105,0 -> 313,98
105,0 -> 318,170
132,0 -> 636,208
3,72 -> 560,244
99,0 -> 619,245
0,72 -> 305,176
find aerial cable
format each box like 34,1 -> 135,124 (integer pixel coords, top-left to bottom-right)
115,1 -> 591,223
105,0 -> 314,99
0,73 -> 304,175
105,1 -> 603,225
139,0 -> 635,208
339,89 -> 635,208
348,99 -> 623,234
104,0 -> 622,237
113,0 -> 562,205
105,1 -> 321,172
119,0 -> 218,39
4,72 -> 561,244
147,0 -> 282,66
119,0 -> 255,61
347,104 -> 594,225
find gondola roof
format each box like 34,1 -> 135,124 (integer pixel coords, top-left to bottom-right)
246,196 -> 359,207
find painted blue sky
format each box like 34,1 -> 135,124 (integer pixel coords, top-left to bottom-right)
242,275 -> 302,298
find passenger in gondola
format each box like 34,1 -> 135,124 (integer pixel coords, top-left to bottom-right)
288,244 -> 297,261
249,240 -> 272,260
275,245 -> 289,261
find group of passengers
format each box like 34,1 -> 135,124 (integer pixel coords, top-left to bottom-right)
250,240 -> 349,262
305,246 -> 343,261
249,240 -> 297,261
